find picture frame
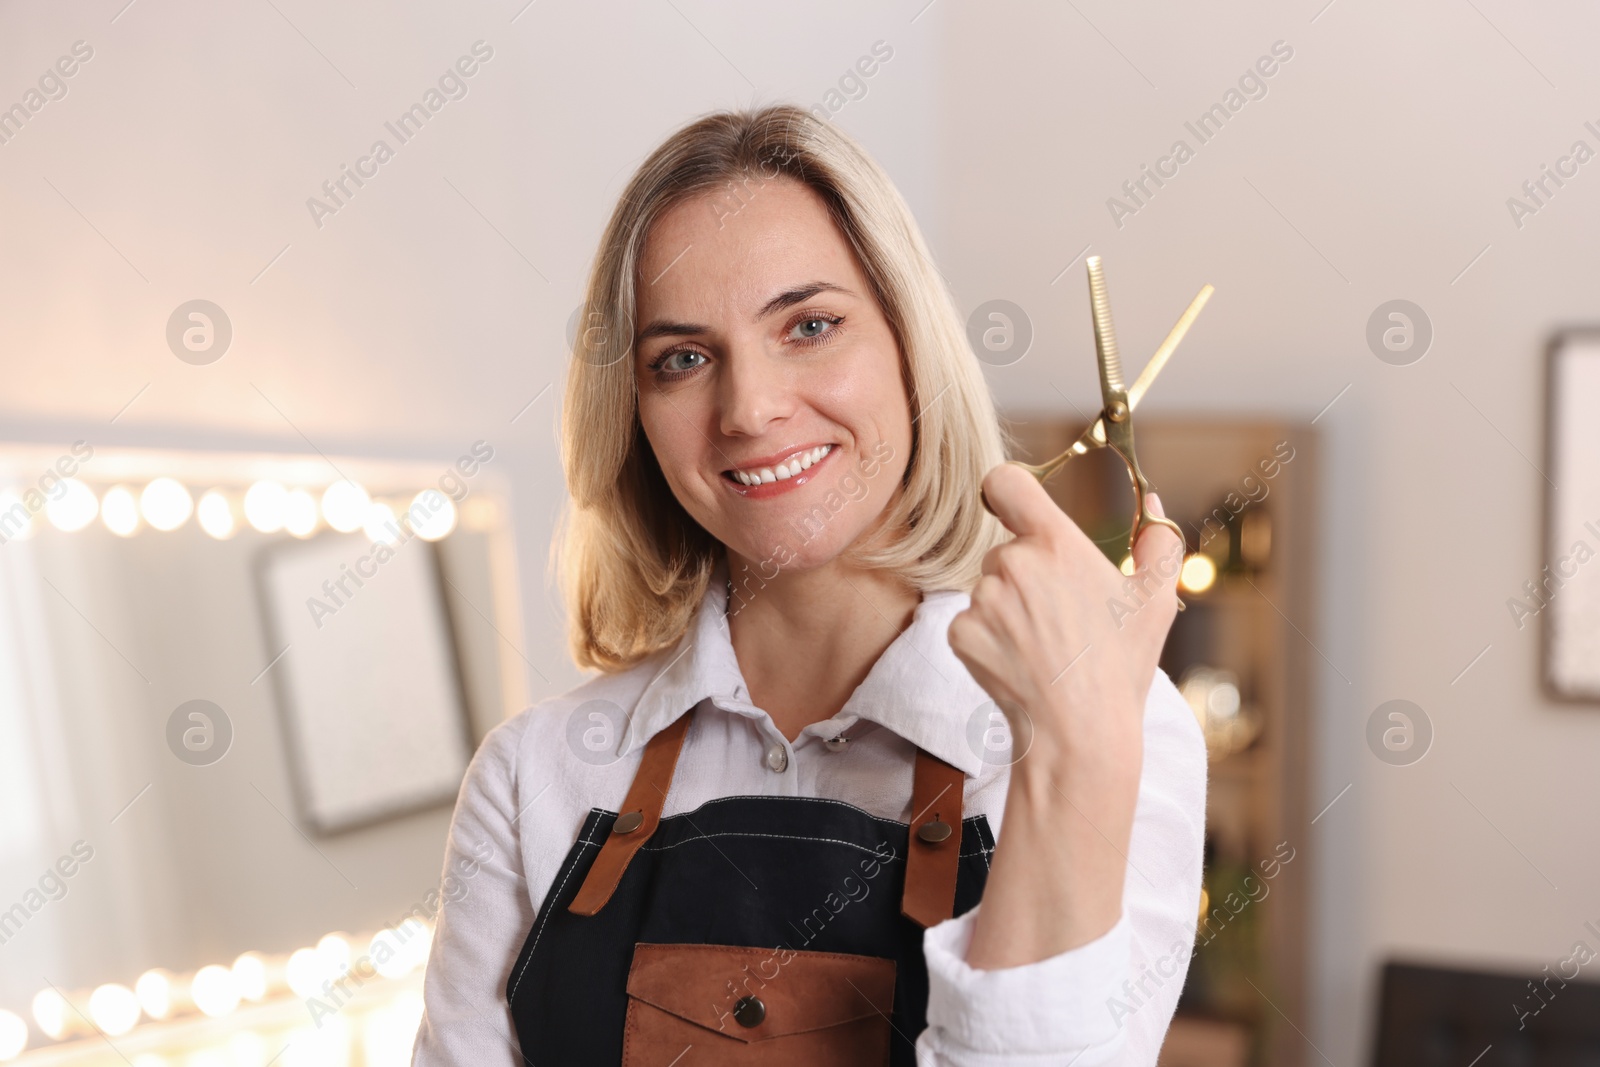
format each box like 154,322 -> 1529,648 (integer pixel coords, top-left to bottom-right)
1543,329 -> 1600,703
256,530 -> 474,835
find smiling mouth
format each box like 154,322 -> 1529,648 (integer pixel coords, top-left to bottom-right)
723,444 -> 835,487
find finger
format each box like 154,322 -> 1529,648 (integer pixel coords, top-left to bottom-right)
947,610 -> 1010,691
980,462 -> 1068,542
1130,492 -> 1184,592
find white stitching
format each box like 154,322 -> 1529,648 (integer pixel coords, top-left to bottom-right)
639,828 -> 994,860
640,830 -> 905,858
653,791 -> 987,832
508,812 -> 605,1002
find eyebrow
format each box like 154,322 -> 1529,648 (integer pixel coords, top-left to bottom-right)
634,281 -> 857,345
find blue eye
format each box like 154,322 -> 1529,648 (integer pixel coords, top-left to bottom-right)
653,349 -> 706,376
790,316 -> 837,342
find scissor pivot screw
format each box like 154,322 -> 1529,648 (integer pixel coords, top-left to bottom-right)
1108,400 -> 1129,422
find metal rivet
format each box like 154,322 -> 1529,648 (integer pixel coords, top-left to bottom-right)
733,995 -> 765,1028
613,811 -> 643,834
917,819 -> 952,844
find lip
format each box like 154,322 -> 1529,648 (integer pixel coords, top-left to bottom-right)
721,443 -> 837,498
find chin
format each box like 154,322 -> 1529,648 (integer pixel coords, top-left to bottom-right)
720,516 -> 869,580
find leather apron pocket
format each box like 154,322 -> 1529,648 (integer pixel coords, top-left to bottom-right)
621,942 -> 897,1066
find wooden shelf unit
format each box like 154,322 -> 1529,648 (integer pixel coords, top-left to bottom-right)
1002,415 -> 1319,1067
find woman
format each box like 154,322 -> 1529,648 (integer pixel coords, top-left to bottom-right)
413,105 -> 1206,1065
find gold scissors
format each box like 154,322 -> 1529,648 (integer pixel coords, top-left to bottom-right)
982,256 -> 1213,603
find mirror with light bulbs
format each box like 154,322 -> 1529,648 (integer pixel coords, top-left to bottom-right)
0,442 -> 526,1055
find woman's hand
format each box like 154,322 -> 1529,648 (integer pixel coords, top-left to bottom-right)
948,461 -> 1184,778
948,461 -> 1186,972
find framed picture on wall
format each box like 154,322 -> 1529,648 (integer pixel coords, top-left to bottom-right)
256,532 -> 473,834
1544,330 -> 1600,703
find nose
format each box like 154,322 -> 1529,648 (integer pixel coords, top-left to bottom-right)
717,345 -> 794,439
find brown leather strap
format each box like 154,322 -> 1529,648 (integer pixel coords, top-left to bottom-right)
568,711 -> 693,916
900,747 -> 967,929
567,709 -> 968,928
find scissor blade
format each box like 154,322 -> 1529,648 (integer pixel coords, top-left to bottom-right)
1074,283 -> 1215,450
1128,283 -> 1213,409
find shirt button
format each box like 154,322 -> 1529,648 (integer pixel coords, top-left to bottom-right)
765,743 -> 788,773
824,735 -> 849,753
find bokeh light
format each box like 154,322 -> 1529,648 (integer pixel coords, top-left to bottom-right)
46,479 -> 98,532
232,952 -> 268,1002
363,503 -> 401,546
1179,553 -> 1218,594
135,969 -> 171,1020
31,989 -> 67,1039
191,964 -> 240,1018
140,477 -> 194,531
197,490 -> 236,540
88,983 -> 141,1036
101,485 -> 141,536
0,1009 -> 28,1061
284,489 -> 319,538
321,481 -> 370,534
243,481 -> 288,534
409,491 -> 456,541
0,490 -> 35,541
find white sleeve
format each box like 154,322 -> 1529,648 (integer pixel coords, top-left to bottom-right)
916,668 -> 1209,1064
412,713 -> 535,1067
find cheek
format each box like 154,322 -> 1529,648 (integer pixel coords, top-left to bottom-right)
814,336 -> 910,435
636,393 -> 699,484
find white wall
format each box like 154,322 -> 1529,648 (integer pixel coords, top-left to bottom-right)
2,0 -> 1598,1059
932,1 -> 1600,1059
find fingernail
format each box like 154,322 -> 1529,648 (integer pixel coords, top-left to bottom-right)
1147,492 -> 1164,517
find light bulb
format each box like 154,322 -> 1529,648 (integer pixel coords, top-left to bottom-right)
243,481 -> 288,534
409,491 -> 456,541
0,1009 -> 28,1061
284,489 -> 318,538
135,969 -> 171,1020
321,481 -> 370,534
0,490 -> 35,542
101,485 -> 141,536
198,490 -> 236,539
46,479 -> 98,532
285,947 -> 326,1000
191,965 -> 240,1018
1207,680 -> 1242,720
31,989 -> 68,1039
370,929 -> 412,980
317,934 -> 352,973
363,503 -> 401,546
1179,553 -> 1217,594
140,478 -> 193,531
88,983 -> 140,1036
232,952 -> 268,1002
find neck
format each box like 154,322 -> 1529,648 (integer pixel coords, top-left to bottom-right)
725,551 -> 920,743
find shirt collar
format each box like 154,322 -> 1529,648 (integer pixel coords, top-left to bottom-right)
624,556 -> 992,778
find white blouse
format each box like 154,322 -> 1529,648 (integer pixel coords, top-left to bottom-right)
412,563 -> 1208,1065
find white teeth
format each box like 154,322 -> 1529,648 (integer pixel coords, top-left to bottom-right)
729,444 -> 833,487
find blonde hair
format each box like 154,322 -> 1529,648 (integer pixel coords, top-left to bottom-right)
554,105 -> 1012,673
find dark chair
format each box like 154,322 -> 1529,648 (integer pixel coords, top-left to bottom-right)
1373,959 -> 1600,1066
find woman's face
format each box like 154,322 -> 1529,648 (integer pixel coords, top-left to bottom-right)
633,176 -> 913,577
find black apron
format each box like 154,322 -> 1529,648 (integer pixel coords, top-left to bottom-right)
505,706 -> 994,1065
